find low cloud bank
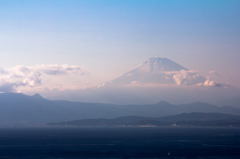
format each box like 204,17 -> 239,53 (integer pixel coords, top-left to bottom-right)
0,65 -> 85,92
105,69 -> 224,88
164,70 -> 223,87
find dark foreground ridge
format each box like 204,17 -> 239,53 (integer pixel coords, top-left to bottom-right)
47,112 -> 240,127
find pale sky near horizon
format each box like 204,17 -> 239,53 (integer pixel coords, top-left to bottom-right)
0,0 -> 240,92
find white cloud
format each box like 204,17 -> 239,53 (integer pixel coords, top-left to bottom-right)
203,79 -> 222,87
165,70 -> 205,86
163,70 -> 224,87
0,65 -> 86,92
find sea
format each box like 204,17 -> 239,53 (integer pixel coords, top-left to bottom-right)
0,127 -> 239,159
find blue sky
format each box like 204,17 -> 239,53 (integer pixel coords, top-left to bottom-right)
0,0 -> 240,95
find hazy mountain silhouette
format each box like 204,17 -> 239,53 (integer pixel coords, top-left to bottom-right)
1,93 -> 240,126
216,96 -> 240,108
32,93 -> 44,99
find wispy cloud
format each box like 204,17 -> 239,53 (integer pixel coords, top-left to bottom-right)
208,71 -> 220,76
0,65 -> 86,92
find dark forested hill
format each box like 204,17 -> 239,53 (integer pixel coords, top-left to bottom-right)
48,112 -> 240,127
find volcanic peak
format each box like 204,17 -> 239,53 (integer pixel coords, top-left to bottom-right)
130,57 -> 188,74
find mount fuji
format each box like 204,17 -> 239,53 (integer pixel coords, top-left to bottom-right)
105,57 -> 206,86
43,58 -> 240,105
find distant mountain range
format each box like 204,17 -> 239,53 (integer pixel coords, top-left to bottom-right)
1,93 -> 240,126
48,112 -> 240,127
216,96 -> 240,108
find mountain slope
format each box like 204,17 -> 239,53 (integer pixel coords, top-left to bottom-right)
105,57 -> 205,86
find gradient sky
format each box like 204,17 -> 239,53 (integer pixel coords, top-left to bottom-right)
0,0 -> 240,91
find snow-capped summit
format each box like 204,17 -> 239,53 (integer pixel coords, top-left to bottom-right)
105,57 -> 205,86
130,57 -> 188,74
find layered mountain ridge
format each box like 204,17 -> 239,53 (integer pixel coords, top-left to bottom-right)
1,93 -> 240,126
